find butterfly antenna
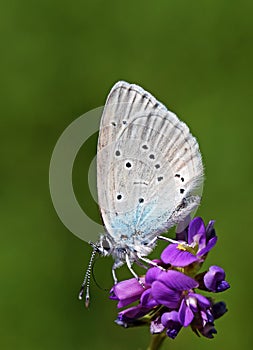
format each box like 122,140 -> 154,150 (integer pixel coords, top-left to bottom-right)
91,255 -> 110,291
78,244 -> 98,308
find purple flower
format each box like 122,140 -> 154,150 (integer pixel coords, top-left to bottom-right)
190,307 -> 217,338
115,305 -> 151,327
150,270 -> 213,332
161,311 -> 182,339
151,270 -> 198,309
191,301 -> 228,338
110,277 -> 146,308
161,217 -> 217,267
109,217 -> 230,342
178,292 -> 211,327
140,267 -> 164,308
204,266 -> 230,292
153,270 -> 209,323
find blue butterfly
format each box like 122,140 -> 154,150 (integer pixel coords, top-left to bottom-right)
79,81 -> 203,306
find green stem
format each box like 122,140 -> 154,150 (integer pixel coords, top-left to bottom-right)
147,333 -> 167,350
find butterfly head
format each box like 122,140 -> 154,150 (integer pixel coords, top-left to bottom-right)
88,236 -> 111,257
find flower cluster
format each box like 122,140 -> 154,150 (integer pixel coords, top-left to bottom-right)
110,217 -> 230,339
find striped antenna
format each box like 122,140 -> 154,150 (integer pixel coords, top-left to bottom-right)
78,243 -> 98,308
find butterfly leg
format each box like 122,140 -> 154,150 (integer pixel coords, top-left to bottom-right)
125,253 -> 145,288
157,235 -> 181,244
136,253 -> 165,271
135,260 -> 148,270
157,235 -> 188,249
112,259 -> 124,284
112,266 -> 118,285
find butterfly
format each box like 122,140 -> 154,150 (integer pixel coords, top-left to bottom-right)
79,81 -> 204,306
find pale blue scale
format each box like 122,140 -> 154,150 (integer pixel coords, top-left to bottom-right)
106,201 -> 155,238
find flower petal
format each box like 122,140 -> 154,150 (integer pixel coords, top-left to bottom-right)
161,310 -> 180,326
140,288 -> 158,308
178,299 -> 194,327
151,281 -> 181,308
216,280 -> 230,292
198,236 -> 217,256
205,220 -> 216,241
161,311 -> 182,339
112,277 -> 145,308
116,305 -> 151,327
109,288 -> 118,300
201,309 -> 214,324
145,267 -> 163,286
118,305 -> 149,319
203,265 -> 230,292
161,244 -> 198,267
157,270 -> 199,291
189,292 -> 211,308
117,298 -> 137,308
186,294 -> 198,313
188,217 -> 206,246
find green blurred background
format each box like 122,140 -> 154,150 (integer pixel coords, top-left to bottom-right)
1,0 -> 252,349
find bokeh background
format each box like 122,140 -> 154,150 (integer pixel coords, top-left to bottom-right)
1,0 -> 252,349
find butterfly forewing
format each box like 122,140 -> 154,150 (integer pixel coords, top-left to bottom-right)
97,81 -> 203,244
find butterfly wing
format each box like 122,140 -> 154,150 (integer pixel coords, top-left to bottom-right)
97,81 -> 203,246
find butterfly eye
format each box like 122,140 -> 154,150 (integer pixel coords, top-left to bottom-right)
125,162 -> 132,168
149,154 -> 155,160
